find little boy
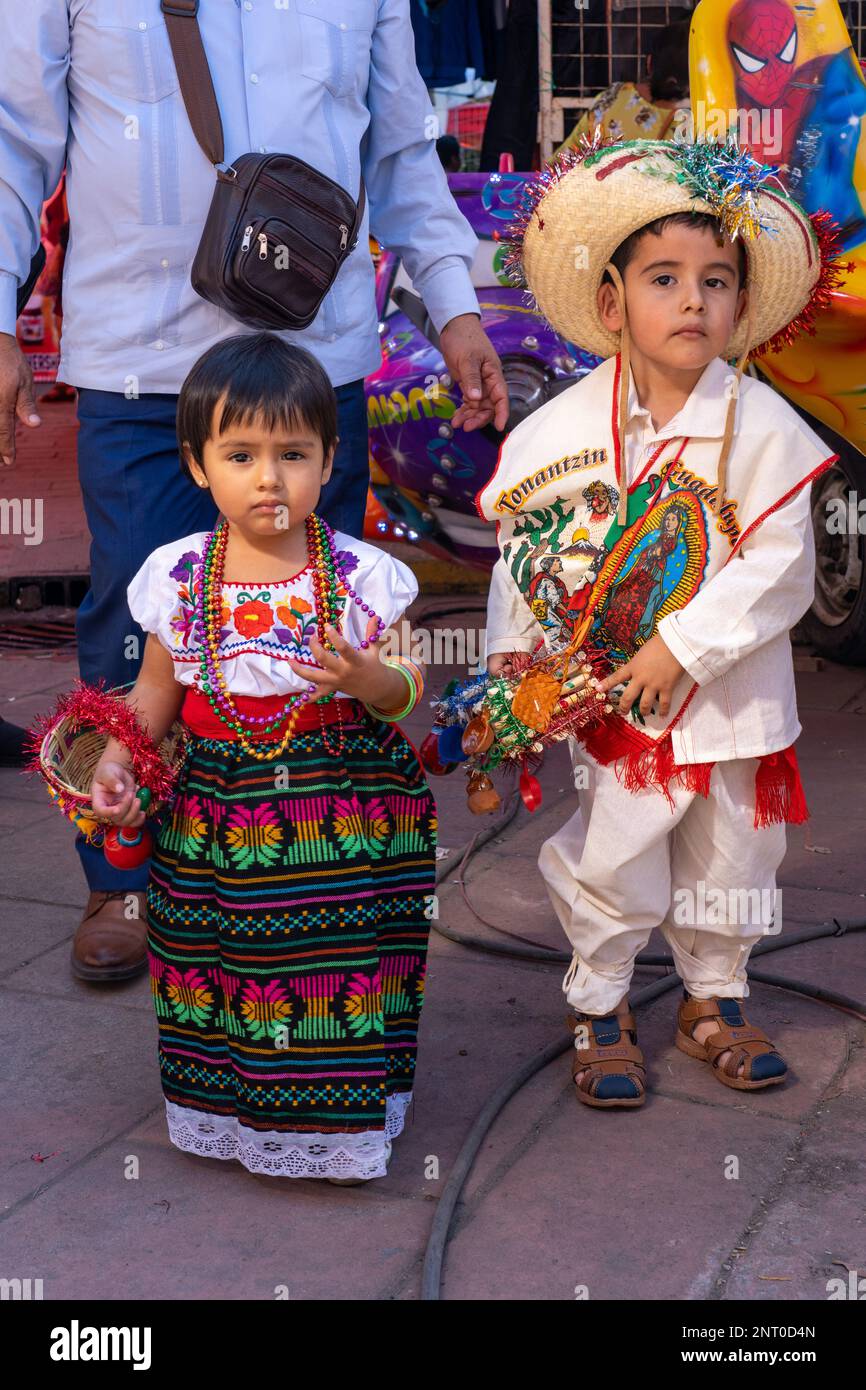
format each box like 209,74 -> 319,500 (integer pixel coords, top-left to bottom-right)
478,139 -> 844,1107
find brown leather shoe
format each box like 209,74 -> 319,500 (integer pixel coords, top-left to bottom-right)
71,890 -> 148,982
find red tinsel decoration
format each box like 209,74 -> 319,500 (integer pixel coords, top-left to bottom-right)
501,128 -> 619,293
23,678 -> 180,807
752,209 -> 854,357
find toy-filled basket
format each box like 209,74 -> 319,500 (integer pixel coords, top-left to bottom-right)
423,633 -> 616,814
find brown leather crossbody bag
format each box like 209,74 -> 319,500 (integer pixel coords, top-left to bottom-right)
160,1 -> 365,331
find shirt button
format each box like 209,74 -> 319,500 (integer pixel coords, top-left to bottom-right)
160,258 -> 169,269
328,333 -> 337,342
340,21 -> 347,29
250,73 -> 259,84
258,146 -> 266,154
155,340 -> 165,350
244,1 -> 253,8
138,21 -> 147,30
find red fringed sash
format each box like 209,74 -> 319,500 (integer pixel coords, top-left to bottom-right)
575,715 -> 808,827
753,745 -> 809,827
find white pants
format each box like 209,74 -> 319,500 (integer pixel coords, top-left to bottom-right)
538,744 -> 787,1016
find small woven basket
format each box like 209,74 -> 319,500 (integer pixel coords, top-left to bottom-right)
26,681 -> 188,845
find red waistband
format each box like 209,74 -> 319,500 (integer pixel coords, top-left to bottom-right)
180,686 -> 365,741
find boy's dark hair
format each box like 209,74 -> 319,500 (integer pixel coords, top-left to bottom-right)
647,20 -> 690,104
601,212 -> 748,290
177,332 -> 338,478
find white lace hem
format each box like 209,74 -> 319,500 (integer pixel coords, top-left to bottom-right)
164,1091 -> 413,1180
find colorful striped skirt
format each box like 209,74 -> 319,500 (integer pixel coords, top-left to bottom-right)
145,703 -> 437,1180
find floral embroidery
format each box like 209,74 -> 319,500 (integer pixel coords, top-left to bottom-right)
225,802 -> 284,870
334,548 -> 359,577
274,595 -> 315,651
169,551 -> 201,584
164,965 -> 214,1027
167,551 -> 204,649
233,595 -> 275,639
163,543 -> 364,662
239,979 -> 294,1042
344,970 -> 383,1038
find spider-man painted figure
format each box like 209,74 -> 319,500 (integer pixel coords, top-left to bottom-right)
727,0 -> 828,165
726,0 -> 866,246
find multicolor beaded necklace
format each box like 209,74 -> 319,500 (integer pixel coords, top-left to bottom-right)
194,513 -> 385,760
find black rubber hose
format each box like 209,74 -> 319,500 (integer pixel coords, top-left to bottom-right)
434,797 -> 866,969
420,973 -> 683,1301
421,952 -> 866,1300
423,798 -> 866,1300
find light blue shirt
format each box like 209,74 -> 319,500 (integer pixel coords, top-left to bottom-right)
0,0 -> 479,392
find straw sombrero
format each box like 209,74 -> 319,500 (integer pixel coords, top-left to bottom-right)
506,135 -> 845,361
505,135 -> 849,522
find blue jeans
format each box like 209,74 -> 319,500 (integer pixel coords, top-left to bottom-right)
74,378 -> 369,891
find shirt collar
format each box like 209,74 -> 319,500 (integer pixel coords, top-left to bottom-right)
624,355 -> 737,441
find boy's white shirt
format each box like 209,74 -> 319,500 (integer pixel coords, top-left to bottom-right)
481,354 -> 835,765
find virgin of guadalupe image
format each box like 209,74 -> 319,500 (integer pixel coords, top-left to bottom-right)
595,501 -> 692,659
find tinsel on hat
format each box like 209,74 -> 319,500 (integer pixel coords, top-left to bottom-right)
646,136 -> 785,241
502,132 -> 853,356
751,207 -> 852,356
501,127 -> 616,293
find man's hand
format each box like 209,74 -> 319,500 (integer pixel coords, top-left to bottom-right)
598,634 -> 686,721
439,313 -> 509,432
0,332 -> 41,467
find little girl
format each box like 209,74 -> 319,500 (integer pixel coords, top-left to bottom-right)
90,333 -> 436,1182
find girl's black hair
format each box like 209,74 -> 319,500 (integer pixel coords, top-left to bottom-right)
177,332 -> 338,478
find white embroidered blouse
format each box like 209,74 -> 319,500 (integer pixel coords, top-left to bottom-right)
126,529 -> 417,698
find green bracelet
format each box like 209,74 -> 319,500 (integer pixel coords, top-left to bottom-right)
364,660 -> 419,722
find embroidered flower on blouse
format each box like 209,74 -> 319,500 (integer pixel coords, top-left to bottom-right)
167,551 -> 206,648
233,597 -> 275,639
271,595 -> 313,644
170,606 -> 203,647
164,545 -> 364,660
334,548 -> 359,577
169,551 -> 201,584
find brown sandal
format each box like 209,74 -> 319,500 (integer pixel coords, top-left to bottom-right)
567,1010 -> 647,1108
675,993 -> 788,1091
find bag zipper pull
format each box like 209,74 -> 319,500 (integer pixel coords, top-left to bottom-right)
258,232 -> 269,260
339,223 -> 349,252
241,224 -> 254,253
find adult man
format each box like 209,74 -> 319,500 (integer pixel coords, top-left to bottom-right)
0,0 -> 507,982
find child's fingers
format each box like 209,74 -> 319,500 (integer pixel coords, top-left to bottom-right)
114,798 -> 146,829
286,655 -> 334,689
91,774 -> 129,814
600,660 -> 631,694
323,623 -> 356,659
90,787 -> 115,816
306,635 -> 343,673
639,684 -> 658,717
617,676 -> 642,718
112,789 -> 139,822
